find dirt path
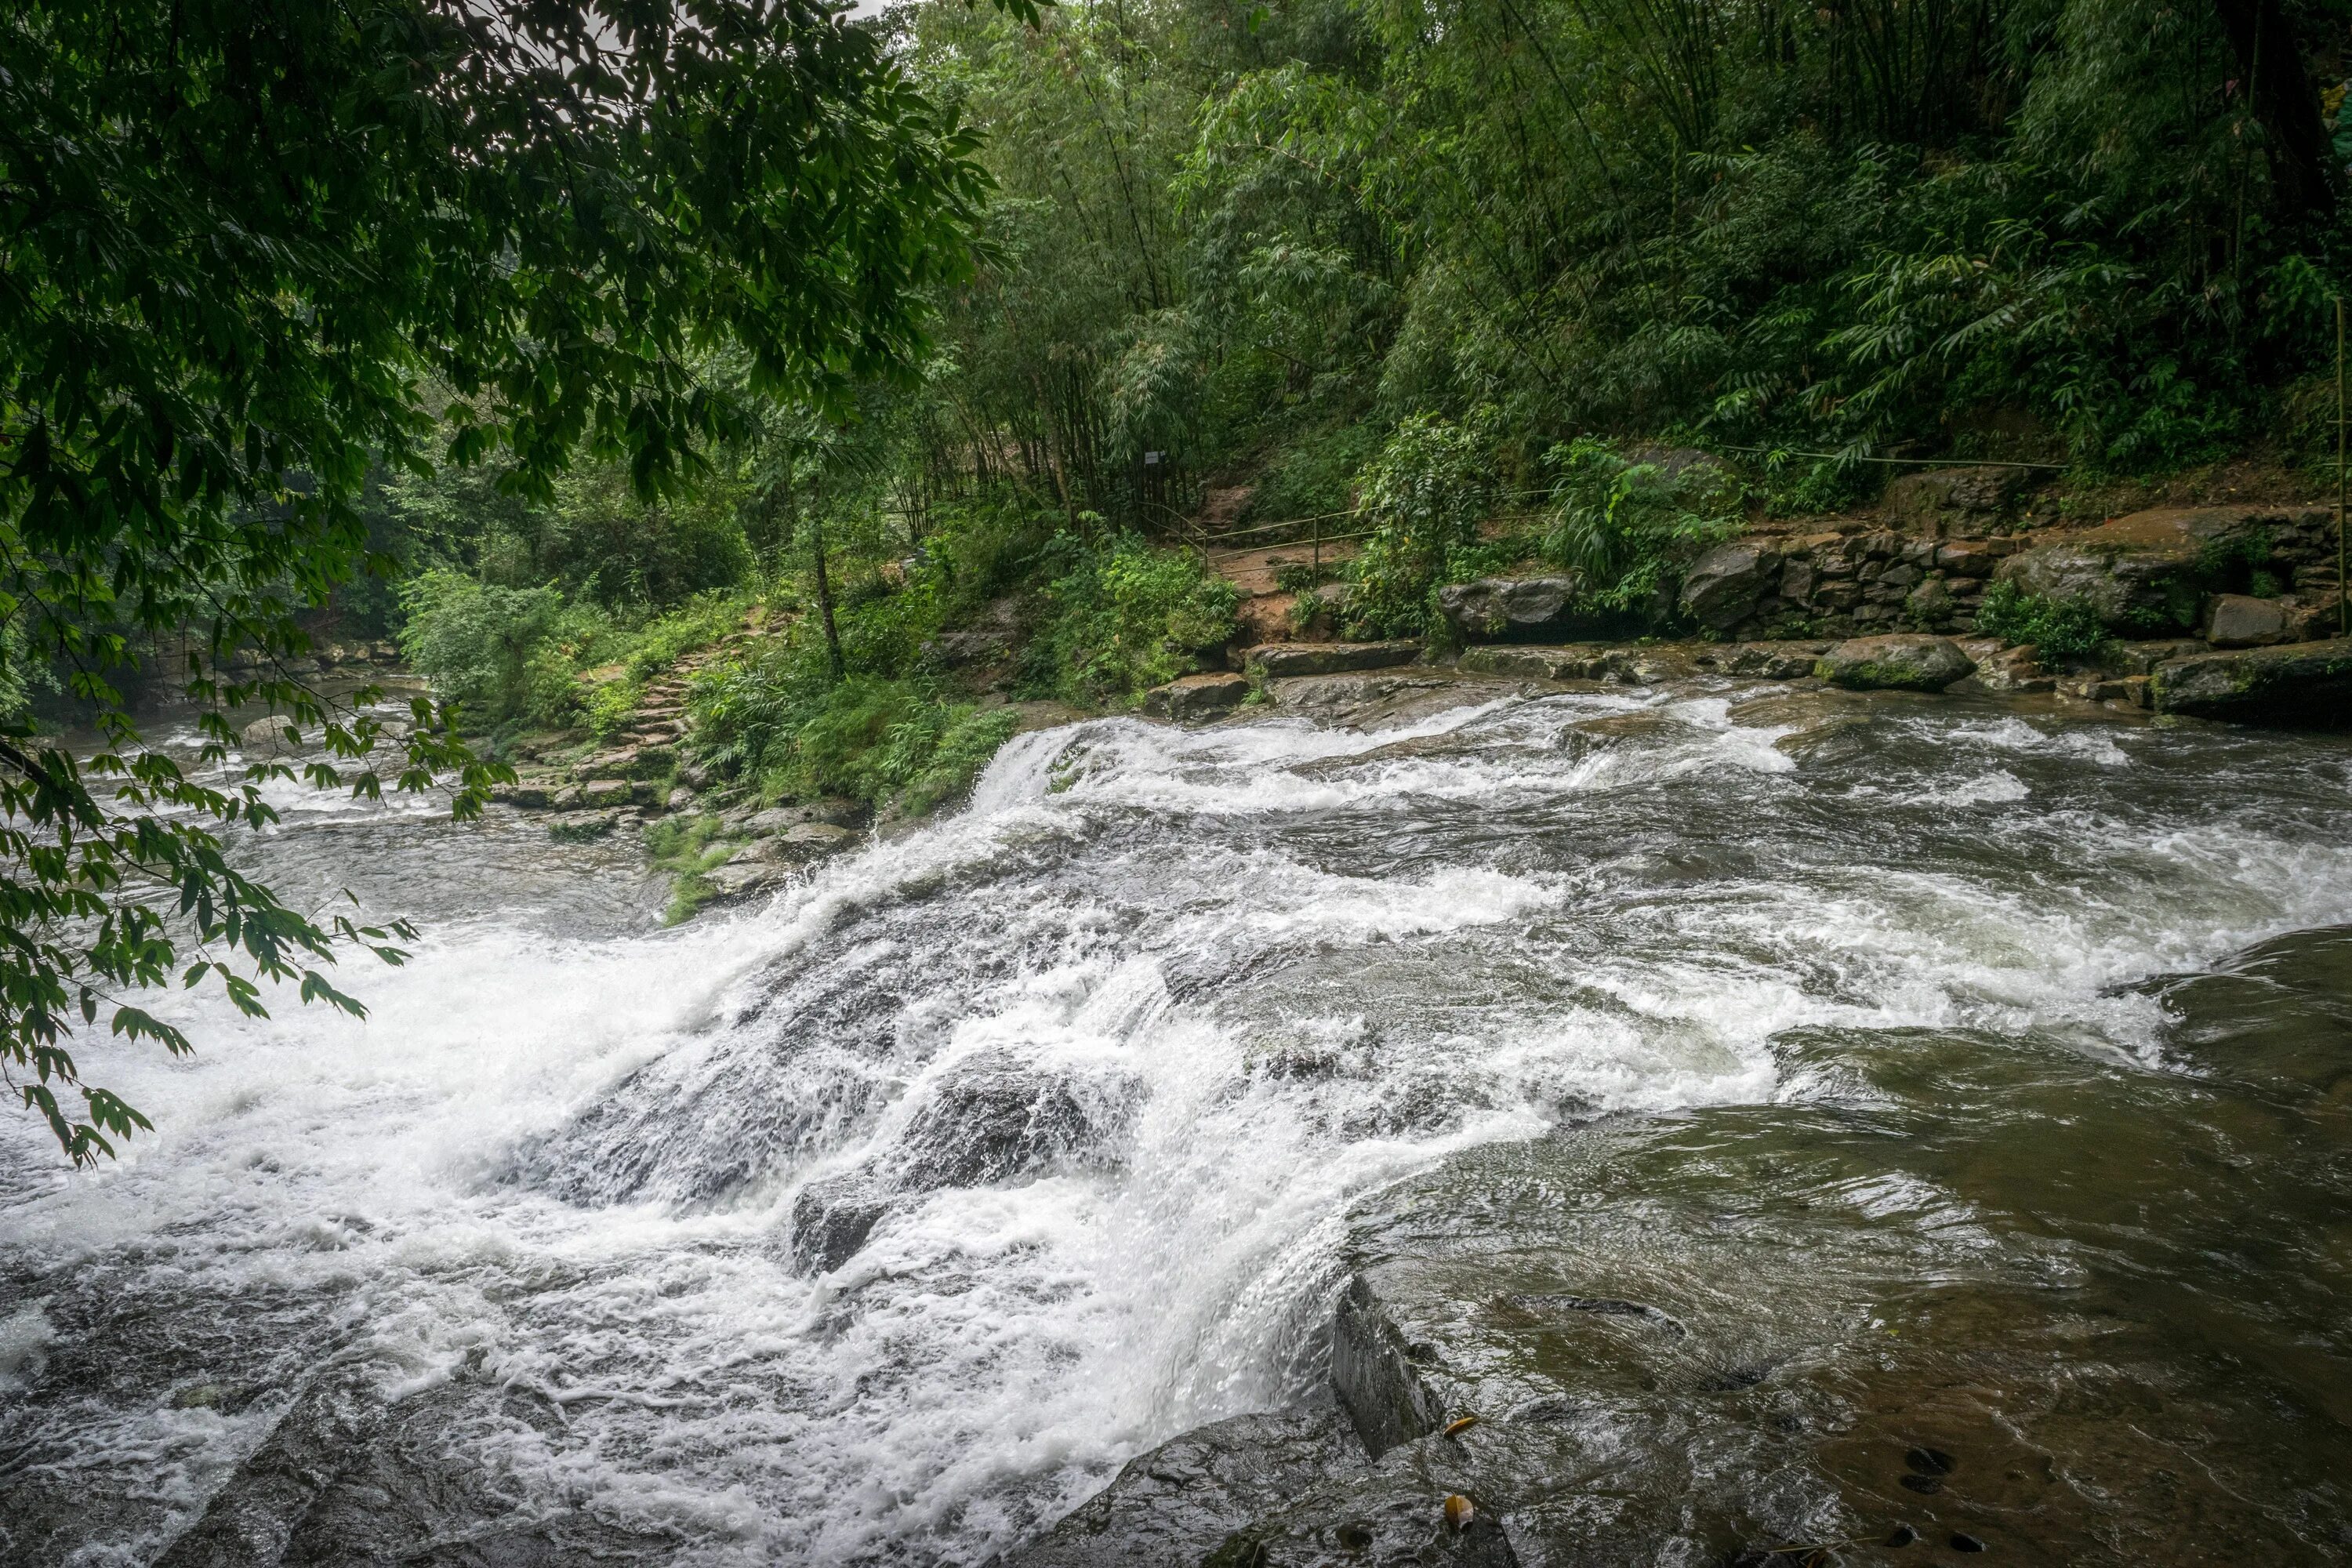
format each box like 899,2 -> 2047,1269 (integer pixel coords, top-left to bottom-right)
1203,535 -> 1362,597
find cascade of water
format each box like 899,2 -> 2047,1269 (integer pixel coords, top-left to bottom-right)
3,686 -> 2350,1565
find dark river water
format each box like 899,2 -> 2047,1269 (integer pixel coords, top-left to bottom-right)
1,681 -> 2348,1565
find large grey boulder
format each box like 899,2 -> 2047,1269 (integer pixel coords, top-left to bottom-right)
1813,634 -> 1974,691
239,714 -> 304,752
1992,506 -> 2315,631
2151,639 -> 2352,725
1248,641 -> 1420,678
1677,543 -> 1782,630
1142,672 -> 1249,719
2205,593 -> 2292,648
1435,576 -> 1606,641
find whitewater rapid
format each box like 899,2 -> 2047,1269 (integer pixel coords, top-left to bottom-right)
4,684 -> 2351,1566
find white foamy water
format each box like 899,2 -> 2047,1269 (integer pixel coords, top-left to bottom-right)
3,684 -> 2350,1566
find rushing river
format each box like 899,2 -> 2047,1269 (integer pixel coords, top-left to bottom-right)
2,679 -> 2350,1566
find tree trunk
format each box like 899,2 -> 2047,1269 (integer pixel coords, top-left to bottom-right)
2212,0 -> 2338,224
810,510 -> 844,684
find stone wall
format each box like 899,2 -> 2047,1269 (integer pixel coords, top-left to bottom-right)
1680,483 -> 2343,644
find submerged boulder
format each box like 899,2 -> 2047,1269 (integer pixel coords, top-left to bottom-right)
787,1051 -> 1138,1272
1677,543 -> 1782,630
238,714 -> 304,753
2150,639 -> 2352,726
1814,635 -> 1974,691
1435,577 -> 1607,642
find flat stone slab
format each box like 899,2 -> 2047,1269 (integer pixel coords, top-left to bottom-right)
1247,641 -> 1422,678
1457,645 -> 1610,681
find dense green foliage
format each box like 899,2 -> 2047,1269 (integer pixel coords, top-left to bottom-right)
0,0 -> 997,1160
1541,444 -> 1748,615
678,513 -> 1234,808
1974,579 -> 2117,658
1030,534 -> 1243,699
867,0 -> 2352,615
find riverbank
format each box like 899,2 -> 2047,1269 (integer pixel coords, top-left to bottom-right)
460,472 -> 2347,924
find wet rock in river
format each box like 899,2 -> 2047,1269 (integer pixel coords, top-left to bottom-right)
1963,642 -> 2054,693
239,714 -> 306,753
1456,644 -> 1610,681
1267,671 -> 1526,728
1001,1408 -> 1367,1568
1143,671 -> 1249,719
700,858 -> 789,902
1696,641 -> 1831,680
154,1372 -> 384,1567
1814,634 -> 1973,691
787,1171 -> 896,1273
1331,1273 -> 1450,1456
1773,713 -> 1877,766
2150,639 -> 2352,725
788,1050 -> 1138,1272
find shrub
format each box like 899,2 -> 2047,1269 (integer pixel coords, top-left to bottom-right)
686,642 -> 831,783
1974,579 -> 2109,659
1343,412 -> 1497,637
896,705 -> 1022,816
684,656 -> 1020,818
397,570 -> 568,728
1541,440 -> 1744,618
1032,532 -> 1239,701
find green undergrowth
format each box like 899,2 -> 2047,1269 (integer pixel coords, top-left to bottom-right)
1023,532 -> 1239,702
644,815 -> 739,924
397,572 -> 755,739
1974,580 -> 2110,660
1334,420 -> 1749,638
688,654 -> 1022,820
680,499 -> 1233,821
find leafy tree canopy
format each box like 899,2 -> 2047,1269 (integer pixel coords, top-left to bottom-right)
0,0 -> 996,1161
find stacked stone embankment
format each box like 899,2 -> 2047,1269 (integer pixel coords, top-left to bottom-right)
1163,470 -> 2350,729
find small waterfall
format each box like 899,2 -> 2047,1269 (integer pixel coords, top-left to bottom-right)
5,686 -> 2352,1565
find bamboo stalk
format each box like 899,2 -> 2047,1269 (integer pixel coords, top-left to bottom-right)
2339,296 -> 2347,637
